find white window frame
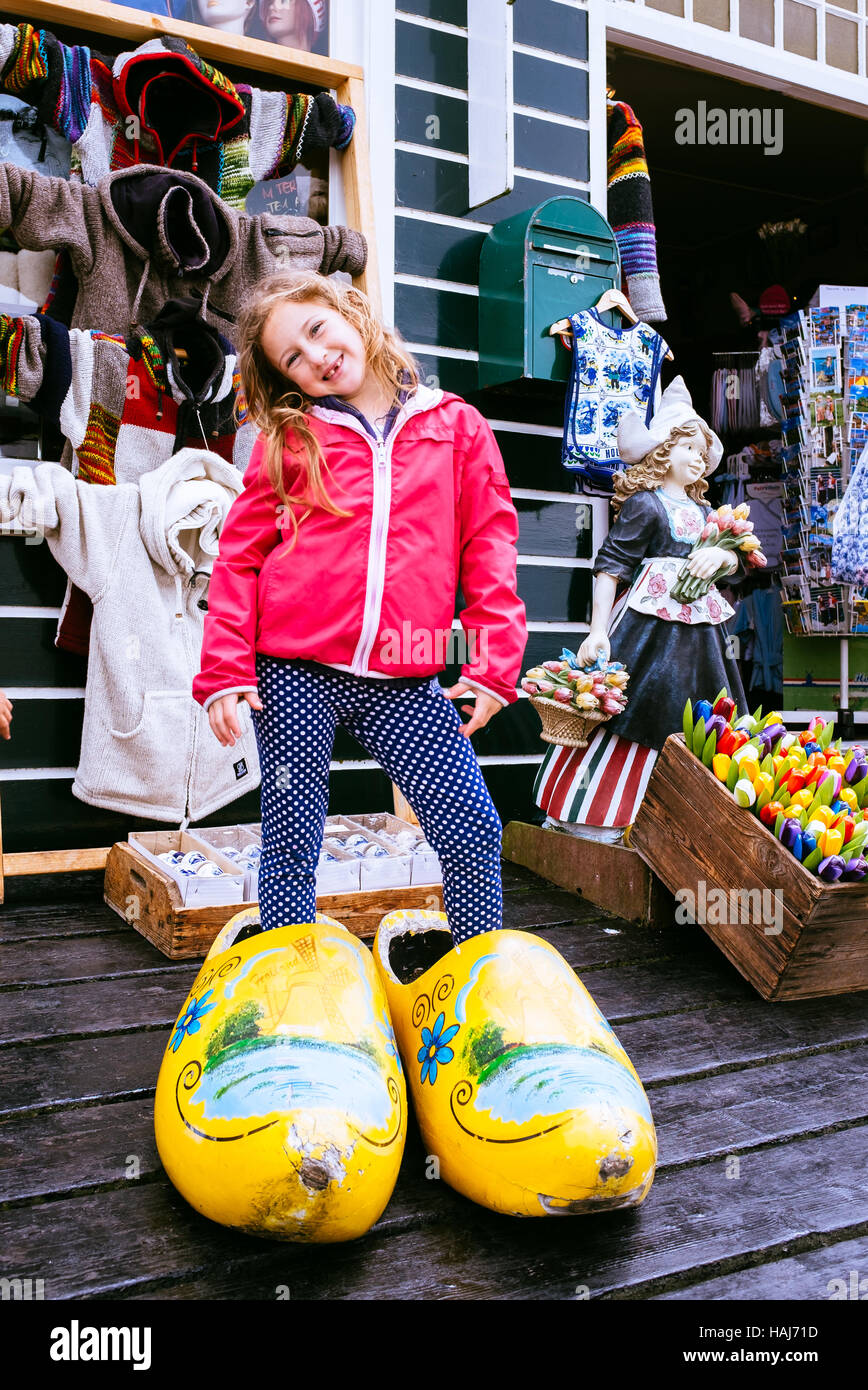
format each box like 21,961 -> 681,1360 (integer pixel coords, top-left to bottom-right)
332,0 -> 396,328
606,0 -> 868,116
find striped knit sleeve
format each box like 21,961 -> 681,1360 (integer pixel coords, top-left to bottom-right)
0,313 -> 47,404
0,23 -> 93,145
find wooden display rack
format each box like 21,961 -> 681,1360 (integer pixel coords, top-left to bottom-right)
502,820 -> 673,929
0,0 -> 386,906
631,733 -> 868,1001
104,840 -> 443,958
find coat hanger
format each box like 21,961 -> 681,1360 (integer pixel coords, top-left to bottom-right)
549,290 -> 675,360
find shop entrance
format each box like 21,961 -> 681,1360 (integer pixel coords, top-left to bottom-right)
605,48 -> 868,712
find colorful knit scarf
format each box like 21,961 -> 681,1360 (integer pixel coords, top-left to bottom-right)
606,101 -> 666,324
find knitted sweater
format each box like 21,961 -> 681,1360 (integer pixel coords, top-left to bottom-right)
0,302 -> 246,483
0,160 -> 367,336
0,449 -> 260,823
0,24 -> 354,210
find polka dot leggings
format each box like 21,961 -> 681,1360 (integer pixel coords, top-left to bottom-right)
250,655 -> 503,944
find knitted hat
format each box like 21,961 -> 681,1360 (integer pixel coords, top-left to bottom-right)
617,375 -> 723,474
259,0 -> 326,32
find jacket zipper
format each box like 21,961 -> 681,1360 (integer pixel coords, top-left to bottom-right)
351,431 -> 389,675
309,397 -> 438,678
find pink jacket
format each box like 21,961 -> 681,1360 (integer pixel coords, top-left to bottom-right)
193,384 -> 528,709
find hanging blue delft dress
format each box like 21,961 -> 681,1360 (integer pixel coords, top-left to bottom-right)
534,489 -> 748,828
561,310 -> 670,492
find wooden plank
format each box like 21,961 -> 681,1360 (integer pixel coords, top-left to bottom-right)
3,0 -> 363,85
4,1125 -> 867,1300
1,932 -> 193,986
7,985 -> 868,1119
620,993 -> 868,1084
0,1098 -> 158,1204
0,905 -> 127,942
0,947 -> 754,1050
655,1235 -> 868,1300
502,820 -> 674,928
0,1032 -> 170,1115
3,847 -> 110,877
1,969 -> 199,1047
650,1045 -> 868,1167
7,1041 -> 866,1209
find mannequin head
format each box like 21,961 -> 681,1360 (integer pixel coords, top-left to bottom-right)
195,0 -> 255,32
612,421 -> 712,514
258,0 -> 323,50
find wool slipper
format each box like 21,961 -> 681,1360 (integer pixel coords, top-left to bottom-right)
373,909 -> 657,1217
155,909 -> 407,1242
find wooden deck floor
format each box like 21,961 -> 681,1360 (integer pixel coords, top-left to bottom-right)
2,862 -> 867,1301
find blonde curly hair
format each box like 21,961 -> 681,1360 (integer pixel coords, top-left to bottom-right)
611,421 -> 712,515
235,270 -> 420,549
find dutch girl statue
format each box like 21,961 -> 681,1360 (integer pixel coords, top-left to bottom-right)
534,376 -> 749,838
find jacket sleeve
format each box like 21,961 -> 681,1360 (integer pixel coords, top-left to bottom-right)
455,407 -> 527,707
0,24 -> 94,142
0,313 -> 46,402
275,91 -> 356,174
193,436 -> 284,711
0,162 -> 95,273
0,461 -> 133,599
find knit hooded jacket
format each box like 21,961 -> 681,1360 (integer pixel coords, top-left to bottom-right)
0,160 -> 367,335
0,448 -> 260,823
0,301 -> 245,482
0,24 -> 355,209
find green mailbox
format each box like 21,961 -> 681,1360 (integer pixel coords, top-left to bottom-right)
478,197 -> 620,391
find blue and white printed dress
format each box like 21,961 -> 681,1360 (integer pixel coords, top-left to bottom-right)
561,309 -> 669,491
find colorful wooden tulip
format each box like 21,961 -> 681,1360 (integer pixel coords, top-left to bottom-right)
712,754 -> 731,783
778,819 -> 803,859
694,700 -> 713,723
734,778 -> 757,807
843,857 -> 868,881
717,728 -> 738,757
821,827 -> 844,857
760,800 -> 785,827
713,695 -> 736,723
817,855 -> 846,882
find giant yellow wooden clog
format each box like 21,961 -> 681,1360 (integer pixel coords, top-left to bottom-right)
374,910 -> 657,1217
155,909 -> 406,1243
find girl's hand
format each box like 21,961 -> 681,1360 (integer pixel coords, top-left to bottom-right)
687,546 -> 738,580
577,631 -> 610,667
0,689 -> 12,740
208,690 -> 263,747
441,683 -> 502,738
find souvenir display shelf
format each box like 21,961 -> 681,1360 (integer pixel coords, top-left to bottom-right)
0,0 -> 384,903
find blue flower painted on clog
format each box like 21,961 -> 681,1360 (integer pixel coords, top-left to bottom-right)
418,1012 -> 459,1086
170,990 -> 216,1053
379,1007 -> 402,1075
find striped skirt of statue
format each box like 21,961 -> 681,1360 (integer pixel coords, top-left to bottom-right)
533,725 -> 658,828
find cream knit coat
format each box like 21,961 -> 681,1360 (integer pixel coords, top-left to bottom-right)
0,449 -> 260,823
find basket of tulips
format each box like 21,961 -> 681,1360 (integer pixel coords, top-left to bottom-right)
522,648 -> 629,748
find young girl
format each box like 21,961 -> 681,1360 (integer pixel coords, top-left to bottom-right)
535,376 -> 748,832
193,269 -> 528,944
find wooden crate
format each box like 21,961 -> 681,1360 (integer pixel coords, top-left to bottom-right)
630,734 -> 868,1001
501,820 -> 673,928
104,841 -> 443,960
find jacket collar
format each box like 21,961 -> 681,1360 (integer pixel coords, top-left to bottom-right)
308,382 -> 444,435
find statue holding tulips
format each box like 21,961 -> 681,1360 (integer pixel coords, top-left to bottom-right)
534,377 -> 748,836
